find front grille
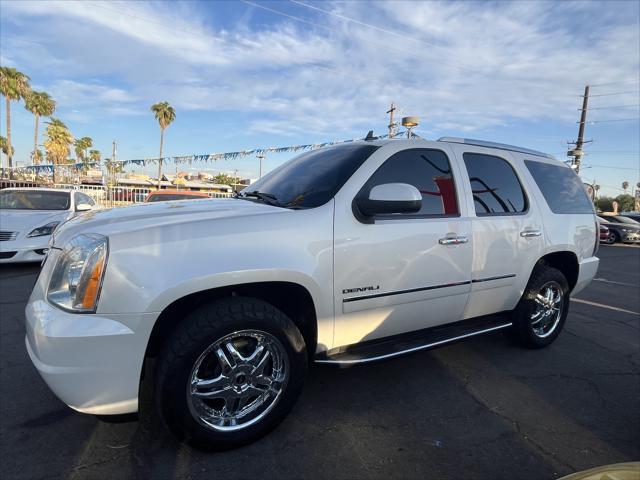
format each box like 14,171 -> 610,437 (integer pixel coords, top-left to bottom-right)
0,251 -> 17,259
0,231 -> 18,241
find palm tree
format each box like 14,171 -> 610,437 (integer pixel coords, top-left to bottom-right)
24,91 -> 56,165
74,136 -> 93,163
622,181 -> 629,194
151,101 -> 176,189
44,118 -> 74,183
0,135 -> 14,173
0,67 -> 31,174
89,149 -> 101,163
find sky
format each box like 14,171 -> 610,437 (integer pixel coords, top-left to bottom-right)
0,0 -> 638,196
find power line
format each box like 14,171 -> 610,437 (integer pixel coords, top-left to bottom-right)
243,0 -> 476,75
582,164 -> 640,171
289,0 -> 440,48
91,1 -> 356,82
587,104 -> 639,110
587,91 -> 639,97
588,118 -> 640,124
589,80 -> 640,88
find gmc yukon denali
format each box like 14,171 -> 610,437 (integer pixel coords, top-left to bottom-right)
25,137 -> 599,448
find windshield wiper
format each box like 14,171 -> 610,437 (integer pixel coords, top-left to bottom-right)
239,190 -> 283,207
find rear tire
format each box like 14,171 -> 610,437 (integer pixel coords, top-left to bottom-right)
155,297 -> 307,450
605,231 -> 619,244
508,265 -> 570,349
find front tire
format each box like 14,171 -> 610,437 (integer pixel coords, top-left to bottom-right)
508,265 -> 570,349
155,297 -> 307,449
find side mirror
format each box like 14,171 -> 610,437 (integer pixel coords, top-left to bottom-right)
76,203 -> 92,212
355,183 -> 422,218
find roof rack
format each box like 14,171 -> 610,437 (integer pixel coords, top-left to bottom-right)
437,137 -> 554,159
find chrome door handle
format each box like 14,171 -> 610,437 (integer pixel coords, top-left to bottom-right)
439,235 -> 469,245
520,229 -> 542,238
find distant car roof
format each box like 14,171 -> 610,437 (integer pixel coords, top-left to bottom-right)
147,189 -> 210,197
1,187 -> 74,193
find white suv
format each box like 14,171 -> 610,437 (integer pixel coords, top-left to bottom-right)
25,137 -> 599,448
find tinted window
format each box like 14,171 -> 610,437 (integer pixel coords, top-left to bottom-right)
76,192 -> 95,206
240,144 -> 379,209
360,149 -> 458,216
463,153 -> 527,215
525,160 -> 594,214
0,190 -> 70,210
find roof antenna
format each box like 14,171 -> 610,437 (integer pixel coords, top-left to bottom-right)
364,130 -> 376,141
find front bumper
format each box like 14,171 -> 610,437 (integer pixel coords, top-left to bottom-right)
621,231 -> 640,243
0,236 -> 50,263
25,296 -> 158,415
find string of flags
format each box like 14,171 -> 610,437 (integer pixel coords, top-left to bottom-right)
3,131 -> 414,175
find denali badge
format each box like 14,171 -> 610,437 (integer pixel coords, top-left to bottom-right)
342,285 -> 380,295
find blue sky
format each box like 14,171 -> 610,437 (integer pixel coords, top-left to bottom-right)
1,0 -> 638,196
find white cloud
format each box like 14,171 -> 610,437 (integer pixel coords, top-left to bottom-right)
1,0 -> 638,136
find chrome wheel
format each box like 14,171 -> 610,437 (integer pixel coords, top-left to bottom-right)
605,232 -> 617,244
187,330 -> 289,432
531,282 -> 564,338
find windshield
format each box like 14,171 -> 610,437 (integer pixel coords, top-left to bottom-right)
0,190 -> 70,210
240,143 -> 379,208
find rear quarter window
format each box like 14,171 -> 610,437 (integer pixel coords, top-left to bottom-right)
524,160 -> 595,214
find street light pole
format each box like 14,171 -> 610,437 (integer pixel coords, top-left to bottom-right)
257,154 -> 265,179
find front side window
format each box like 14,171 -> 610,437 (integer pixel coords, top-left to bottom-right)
240,143 -> 379,209
76,192 -> 95,206
524,160 -> 594,214
359,149 -> 459,217
0,190 -> 70,210
463,153 -> 527,216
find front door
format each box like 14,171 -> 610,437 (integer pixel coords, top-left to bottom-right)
332,144 -> 473,349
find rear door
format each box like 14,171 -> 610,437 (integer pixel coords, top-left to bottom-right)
448,145 -> 544,319
332,143 -> 473,349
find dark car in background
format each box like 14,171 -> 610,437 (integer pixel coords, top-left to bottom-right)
599,223 -> 610,243
621,212 -> 640,223
597,214 -> 640,244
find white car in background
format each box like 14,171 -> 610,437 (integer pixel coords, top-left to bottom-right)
0,188 -> 97,263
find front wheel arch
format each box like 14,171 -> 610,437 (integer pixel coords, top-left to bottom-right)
143,281 -> 318,366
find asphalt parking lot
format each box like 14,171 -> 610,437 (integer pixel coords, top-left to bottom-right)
1,245 -> 638,480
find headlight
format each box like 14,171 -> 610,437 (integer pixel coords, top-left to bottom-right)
27,221 -> 60,238
47,234 -> 108,313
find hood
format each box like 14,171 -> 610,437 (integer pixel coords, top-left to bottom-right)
52,197 -> 288,246
0,209 -> 70,234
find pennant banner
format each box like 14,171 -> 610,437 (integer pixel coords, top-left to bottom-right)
2,132 -> 416,172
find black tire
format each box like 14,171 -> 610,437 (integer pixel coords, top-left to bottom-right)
155,297 -> 307,450
507,264 -> 570,349
606,231 -> 620,244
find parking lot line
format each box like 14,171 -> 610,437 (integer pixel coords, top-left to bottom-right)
594,277 -> 639,288
572,298 -> 639,316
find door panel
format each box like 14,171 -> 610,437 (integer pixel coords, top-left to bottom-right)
332,144 -> 473,349
448,146 -> 544,319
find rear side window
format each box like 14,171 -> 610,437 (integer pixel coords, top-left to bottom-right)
463,153 -> 527,215
525,160 -> 595,214
361,148 -> 459,216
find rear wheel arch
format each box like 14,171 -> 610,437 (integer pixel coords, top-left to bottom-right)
143,281 -> 318,365
531,251 -> 579,292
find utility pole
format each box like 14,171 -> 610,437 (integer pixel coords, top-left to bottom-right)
111,140 -> 116,187
568,85 -> 590,174
387,102 -> 397,138
257,154 -> 265,179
